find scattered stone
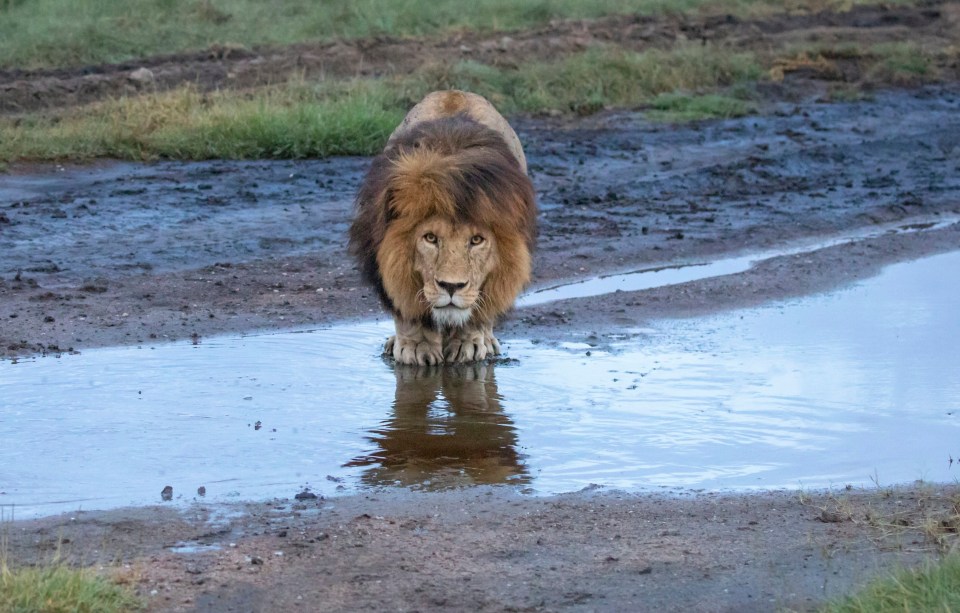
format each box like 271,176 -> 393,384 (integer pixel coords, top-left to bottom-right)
294,489 -> 318,500
197,486 -> 206,496
161,485 -> 173,501
129,67 -> 155,83
818,509 -> 848,523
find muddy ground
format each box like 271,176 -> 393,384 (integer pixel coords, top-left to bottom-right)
3,5 -> 960,612
2,84 -> 959,358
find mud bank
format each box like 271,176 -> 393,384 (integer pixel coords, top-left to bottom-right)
2,86 -> 960,358
4,486 -> 959,612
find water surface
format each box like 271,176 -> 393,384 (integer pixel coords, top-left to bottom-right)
2,252 -> 959,518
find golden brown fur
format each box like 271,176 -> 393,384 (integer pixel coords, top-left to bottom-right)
349,91 -> 536,365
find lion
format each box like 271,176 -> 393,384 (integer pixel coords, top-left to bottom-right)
349,90 -> 537,365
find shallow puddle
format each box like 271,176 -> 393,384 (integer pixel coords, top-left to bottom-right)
518,217 -> 960,307
2,252 -> 960,518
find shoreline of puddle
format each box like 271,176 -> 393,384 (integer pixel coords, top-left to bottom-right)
3,230 -> 959,519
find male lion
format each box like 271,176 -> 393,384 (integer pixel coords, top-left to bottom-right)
349,90 -> 537,365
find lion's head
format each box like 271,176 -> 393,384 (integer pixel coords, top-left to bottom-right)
350,116 -> 536,330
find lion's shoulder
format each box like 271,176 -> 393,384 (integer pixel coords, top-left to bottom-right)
387,90 -> 527,174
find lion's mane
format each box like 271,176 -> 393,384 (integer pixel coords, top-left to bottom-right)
349,116 -> 537,327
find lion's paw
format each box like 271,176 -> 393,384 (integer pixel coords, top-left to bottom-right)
445,330 -> 489,363
392,336 -> 443,366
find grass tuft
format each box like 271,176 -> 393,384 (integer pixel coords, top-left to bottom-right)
823,554 -> 960,613
646,92 -> 754,121
0,80 -> 404,161
866,41 -> 937,84
0,560 -> 142,613
407,44 -> 761,115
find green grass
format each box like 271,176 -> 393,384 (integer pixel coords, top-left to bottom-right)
1,514 -> 140,613
867,41 -> 937,83
0,0 -> 917,70
646,92 -> 754,121
0,561 -> 141,613
415,45 -> 761,115
0,43 -> 762,162
0,0 -> 939,163
823,554 -> 960,613
0,80 -> 404,161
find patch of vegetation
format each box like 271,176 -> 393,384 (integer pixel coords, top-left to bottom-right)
0,0 -> 919,70
646,92 -> 754,121
0,80 -> 404,161
768,40 -> 948,86
1,516 -> 141,613
0,44 -> 762,162
0,561 -> 142,612
413,44 -> 761,115
867,41 -> 937,83
823,554 -> 960,613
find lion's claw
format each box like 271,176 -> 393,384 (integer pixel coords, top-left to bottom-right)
445,338 -> 486,363
391,335 -> 443,366
444,327 -> 497,363
485,333 -> 501,356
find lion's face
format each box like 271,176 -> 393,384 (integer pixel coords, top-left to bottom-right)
413,216 -> 498,328
352,114 -> 537,335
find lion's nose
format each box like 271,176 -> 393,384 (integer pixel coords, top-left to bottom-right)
437,280 -> 467,297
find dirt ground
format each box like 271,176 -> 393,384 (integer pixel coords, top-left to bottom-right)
3,4 -> 960,612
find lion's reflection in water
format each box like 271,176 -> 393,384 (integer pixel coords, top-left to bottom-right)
346,362 -> 529,488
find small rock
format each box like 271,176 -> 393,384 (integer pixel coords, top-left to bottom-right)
129,67 -> 155,83
819,509 -> 847,523
161,485 -> 173,501
294,490 -> 318,500
197,486 -> 206,497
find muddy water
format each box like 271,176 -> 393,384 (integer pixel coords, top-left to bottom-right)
3,252 -> 960,518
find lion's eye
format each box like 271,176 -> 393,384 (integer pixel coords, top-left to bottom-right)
424,232 -> 438,244
470,235 -> 485,245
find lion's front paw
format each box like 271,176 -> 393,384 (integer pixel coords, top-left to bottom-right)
391,335 -> 443,366
445,329 -> 488,363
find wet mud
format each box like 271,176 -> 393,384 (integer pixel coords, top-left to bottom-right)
2,86 -> 960,358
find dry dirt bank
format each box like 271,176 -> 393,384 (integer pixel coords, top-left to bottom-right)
4,486 -> 959,612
